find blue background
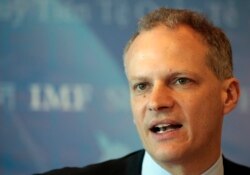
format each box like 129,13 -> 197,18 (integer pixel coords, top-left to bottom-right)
0,0 -> 250,174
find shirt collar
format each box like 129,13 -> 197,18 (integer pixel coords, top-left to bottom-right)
142,151 -> 224,175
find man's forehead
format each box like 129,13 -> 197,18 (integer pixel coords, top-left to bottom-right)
125,25 -> 206,56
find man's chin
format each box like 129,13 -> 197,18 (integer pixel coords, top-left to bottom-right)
147,145 -> 186,164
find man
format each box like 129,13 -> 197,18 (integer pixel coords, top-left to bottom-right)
38,7 -> 250,175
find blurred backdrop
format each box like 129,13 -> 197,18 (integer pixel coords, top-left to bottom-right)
0,0 -> 250,174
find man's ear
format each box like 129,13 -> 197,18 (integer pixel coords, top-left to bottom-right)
223,78 -> 240,115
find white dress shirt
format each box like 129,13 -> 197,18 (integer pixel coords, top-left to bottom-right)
142,151 -> 224,175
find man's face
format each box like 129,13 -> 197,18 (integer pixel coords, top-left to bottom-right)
125,25 -> 229,165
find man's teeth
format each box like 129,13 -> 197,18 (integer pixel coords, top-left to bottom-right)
152,124 -> 170,133
151,124 -> 182,133
156,124 -> 169,133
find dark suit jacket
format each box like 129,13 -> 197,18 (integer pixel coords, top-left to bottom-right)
37,150 -> 250,175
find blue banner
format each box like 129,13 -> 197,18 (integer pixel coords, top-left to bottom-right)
0,0 -> 249,174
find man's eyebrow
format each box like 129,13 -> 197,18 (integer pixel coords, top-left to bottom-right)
166,72 -> 190,77
128,71 -> 201,82
128,76 -> 149,82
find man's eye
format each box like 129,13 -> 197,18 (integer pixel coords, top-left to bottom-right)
175,78 -> 191,85
134,83 -> 147,91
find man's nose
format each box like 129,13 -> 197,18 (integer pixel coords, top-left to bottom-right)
147,83 -> 174,111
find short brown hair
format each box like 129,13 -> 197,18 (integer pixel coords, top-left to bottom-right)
124,8 -> 233,80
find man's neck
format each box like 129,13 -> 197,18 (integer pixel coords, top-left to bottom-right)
142,151 -> 223,175
161,147 -> 221,174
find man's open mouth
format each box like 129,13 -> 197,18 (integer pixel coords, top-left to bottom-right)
150,123 -> 182,134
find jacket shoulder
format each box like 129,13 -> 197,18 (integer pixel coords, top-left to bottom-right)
36,150 -> 144,175
223,157 -> 250,174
